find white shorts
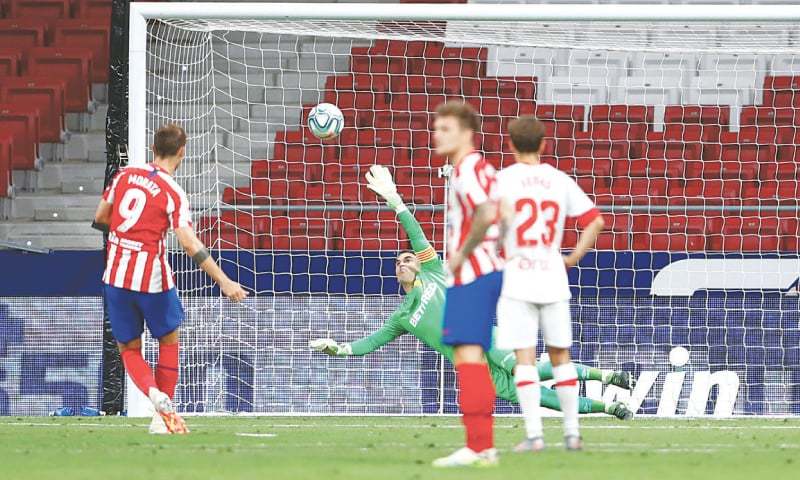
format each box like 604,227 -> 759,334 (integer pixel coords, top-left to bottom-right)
495,297 -> 573,350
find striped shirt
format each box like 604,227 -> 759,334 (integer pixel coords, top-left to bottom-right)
101,164 -> 192,293
446,152 -> 502,287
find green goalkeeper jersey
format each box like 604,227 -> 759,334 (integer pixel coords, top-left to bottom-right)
349,209 -> 452,358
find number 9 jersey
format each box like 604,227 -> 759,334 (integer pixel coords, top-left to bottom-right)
100,164 -> 193,293
495,162 -> 599,304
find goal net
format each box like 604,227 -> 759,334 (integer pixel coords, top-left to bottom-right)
131,3 -> 800,416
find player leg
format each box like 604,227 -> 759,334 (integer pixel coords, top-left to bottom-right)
541,300 -> 581,450
105,285 -> 158,396
140,288 -> 188,434
434,272 -> 501,468
486,338 -> 632,390
496,297 -> 544,452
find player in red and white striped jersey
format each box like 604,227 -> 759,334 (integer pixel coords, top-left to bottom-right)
495,116 -> 604,453
432,102 -> 502,468
94,124 -> 247,434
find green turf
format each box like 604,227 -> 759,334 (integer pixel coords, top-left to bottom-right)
0,416 -> 797,480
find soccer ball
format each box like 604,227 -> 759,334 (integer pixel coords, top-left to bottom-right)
308,103 -> 344,139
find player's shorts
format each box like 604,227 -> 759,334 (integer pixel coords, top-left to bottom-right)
104,284 -> 185,343
442,270 -> 502,351
495,297 -> 572,350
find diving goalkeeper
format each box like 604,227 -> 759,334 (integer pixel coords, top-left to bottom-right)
310,165 -> 634,420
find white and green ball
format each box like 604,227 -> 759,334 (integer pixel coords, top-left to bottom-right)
308,103 -> 344,139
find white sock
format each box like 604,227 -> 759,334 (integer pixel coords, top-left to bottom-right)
514,364 -> 542,439
553,363 -> 579,438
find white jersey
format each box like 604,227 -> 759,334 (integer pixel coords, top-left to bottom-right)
446,151 -> 503,287
496,162 -> 599,303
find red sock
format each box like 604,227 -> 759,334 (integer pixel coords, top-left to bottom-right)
120,349 -> 157,396
456,363 -> 496,452
156,342 -> 179,399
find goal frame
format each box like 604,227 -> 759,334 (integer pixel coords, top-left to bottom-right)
125,2 -> 800,417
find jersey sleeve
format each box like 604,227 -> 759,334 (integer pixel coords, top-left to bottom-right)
101,171 -> 124,204
397,209 -> 442,273
348,308 -> 407,356
166,182 -> 193,230
565,176 -> 600,228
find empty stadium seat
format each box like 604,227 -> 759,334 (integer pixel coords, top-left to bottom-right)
342,211 -> 408,250
710,216 -> 781,252
271,215 -> 329,250
8,0 -> 70,18
487,46 -> 559,79
72,0 -> 112,19
25,47 -> 93,112
0,103 -> 40,170
763,76 -> 800,108
0,19 -> 47,47
563,213 -> 629,250
0,48 -> 21,77
339,146 -> 410,166
0,77 -> 65,142
52,19 -> 110,83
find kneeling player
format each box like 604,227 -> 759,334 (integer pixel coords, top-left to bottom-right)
94,124 -> 247,434
495,116 -> 605,452
310,165 -> 633,420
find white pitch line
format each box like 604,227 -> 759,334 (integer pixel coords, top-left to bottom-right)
235,433 -> 277,438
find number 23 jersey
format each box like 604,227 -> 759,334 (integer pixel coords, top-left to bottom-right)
101,164 -> 192,293
496,162 -> 599,303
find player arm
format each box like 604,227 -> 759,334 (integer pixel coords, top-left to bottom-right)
93,200 -> 112,231
563,178 -> 604,268
397,209 -> 440,272
311,311 -> 406,356
174,226 -> 248,302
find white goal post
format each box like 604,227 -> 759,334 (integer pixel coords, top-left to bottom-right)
125,2 -> 800,417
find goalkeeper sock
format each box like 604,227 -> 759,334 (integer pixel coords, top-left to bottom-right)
456,363 -> 495,453
514,364 -> 542,439
120,348 -> 157,396
553,363 -> 580,438
576,364 -> 603,382
156,341 -> 179,399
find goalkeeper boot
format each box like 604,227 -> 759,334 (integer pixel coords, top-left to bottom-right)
432,447 -> 498,468
512,436 -> 545,453
564,435 -> 583,451
149,412 -> 169,435
607,371 -> 635,390
149,388 -> 189,435
608,401 -> 634,421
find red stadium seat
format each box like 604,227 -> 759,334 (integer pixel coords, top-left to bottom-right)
271,215 -> 329,250
350,45 -> 406,75
612,158 -> 684,179
339,146 -> 409,166
0,19 -> 47,47
633,233 -> 706,251
479,77 -> 536,100
779,217 -> 799,251
72,0 -> 112,19
535,104 -> 584,139
710,216 -> 781,252
0,77 -> 64,142
373,111 -> 429,130
391,93 -> 446,112
277,143 -> 337,163
610,178 -> 668,204
25,47 -> 93,112
0,134 -> 12,199
740,106 -> 795,127
8,0 -> 70,18
563,214 -> 630,250
52,19 -> 110,83
0,103 -> 40,170
763,76 -> 800,108
343,211 -> 406,250
327,74 -> 390,93
0,48 -> 22,77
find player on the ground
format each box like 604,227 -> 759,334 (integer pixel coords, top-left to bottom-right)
495,116 -> 605,452
310,166 -> 634,421
429,102 -> 503,467
94,124 -> 247,434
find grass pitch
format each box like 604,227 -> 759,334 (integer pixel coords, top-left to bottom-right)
0,416 -> 797,480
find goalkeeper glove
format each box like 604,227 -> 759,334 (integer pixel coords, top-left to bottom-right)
365,165 -> 406,213
309,338 -> 353,356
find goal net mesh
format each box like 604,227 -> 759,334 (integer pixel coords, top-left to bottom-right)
139,17 -> 800,415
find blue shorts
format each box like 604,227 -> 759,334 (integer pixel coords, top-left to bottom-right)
442,270 -> 502,351
104,285 -> 185,343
